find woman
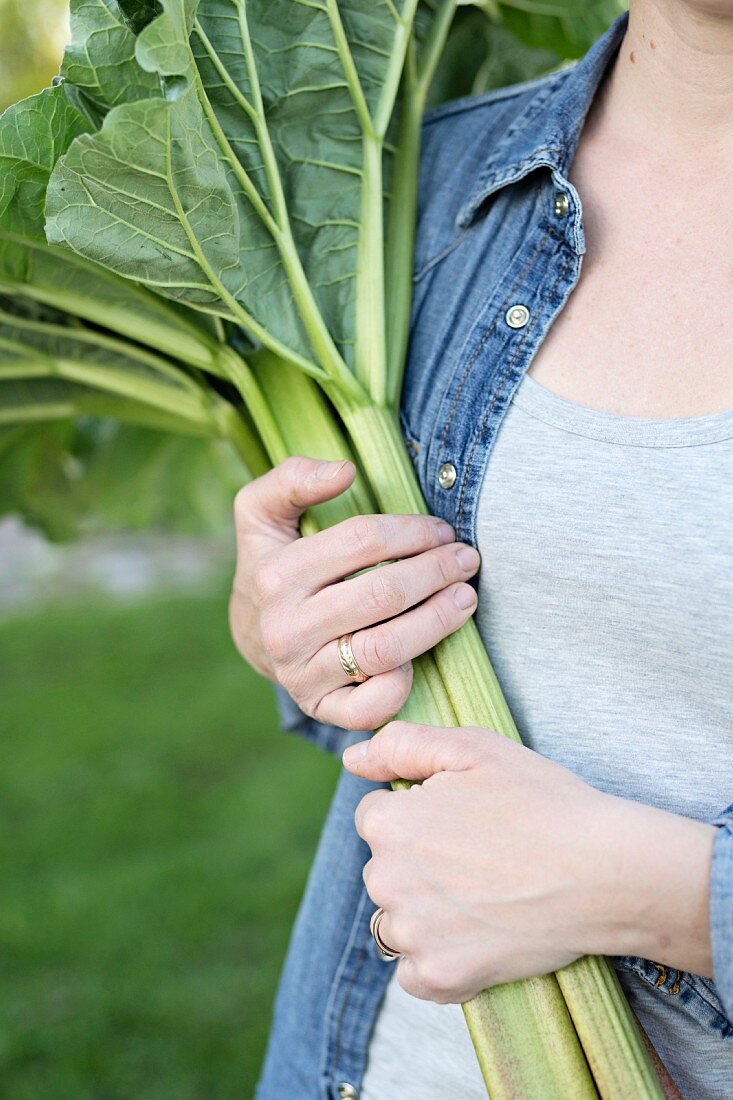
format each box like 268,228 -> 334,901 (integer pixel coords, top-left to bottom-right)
230,4 -> 733,1096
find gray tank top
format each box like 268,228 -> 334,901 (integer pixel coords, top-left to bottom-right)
362,373 -> 733,1099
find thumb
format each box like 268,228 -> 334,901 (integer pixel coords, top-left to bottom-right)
234,455 -> 355,539
342,721 -> 483,782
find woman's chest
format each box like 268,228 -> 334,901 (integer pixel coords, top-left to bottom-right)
527,152 -> 733,418
473,385 -> 733,821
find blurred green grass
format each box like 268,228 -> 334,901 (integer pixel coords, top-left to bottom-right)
0,585 -> 339,1098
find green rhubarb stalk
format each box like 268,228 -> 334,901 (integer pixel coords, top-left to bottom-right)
0,234 -> 229,377
557,959 -> 671,1097
251,351 -> 375,528
384,0 -> 457,405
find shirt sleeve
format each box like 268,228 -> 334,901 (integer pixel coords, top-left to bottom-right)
274,684 -> 367,757
710,801 -> 733,1022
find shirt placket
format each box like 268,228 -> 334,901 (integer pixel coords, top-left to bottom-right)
424,176 -> 584,547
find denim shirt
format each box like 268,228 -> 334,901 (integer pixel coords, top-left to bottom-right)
255,14 -> 733,1099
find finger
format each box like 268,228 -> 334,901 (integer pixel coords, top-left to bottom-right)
307,542 -> 480,639
354,788 -> 392,841
396,956 -> 455,1003
396,957 -> 427,999
314,664 -> 413,731
308,581 -> 477,693
285,512 -> 456,592
343,721 -> 486,781
234,456 -> 355,542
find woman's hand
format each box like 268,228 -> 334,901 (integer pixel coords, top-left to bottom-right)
229,457 -> 479,730
344,722 -> 716,1004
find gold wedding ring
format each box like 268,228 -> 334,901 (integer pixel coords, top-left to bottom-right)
370,907 -> 402,961
337,633 -> 369,683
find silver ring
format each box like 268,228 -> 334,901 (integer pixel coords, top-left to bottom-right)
370,907 -> 401,961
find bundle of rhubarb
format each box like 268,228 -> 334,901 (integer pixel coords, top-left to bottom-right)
0,1 -> 674,1094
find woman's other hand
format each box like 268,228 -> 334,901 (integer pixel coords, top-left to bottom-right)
344,722 -> 716,1003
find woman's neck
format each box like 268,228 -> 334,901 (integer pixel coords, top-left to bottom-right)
598,1 -> 733,158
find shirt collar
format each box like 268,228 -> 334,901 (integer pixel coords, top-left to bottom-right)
456,12 -> 629,230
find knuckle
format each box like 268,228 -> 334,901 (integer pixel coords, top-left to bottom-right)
416,514 -> 442,546
366,570 -> 407,617
278,454 -> 310,483
430,597 -> 453,636
361,626 -> 403,672
252,559 -> 284,603
378,719 -> 405,741
435,548 -> 457,586
359,796 -> 389,841
259,611 -> 294,663
362,864 -> 395,908
349,515 -> 389,559
382,719 -> 426,743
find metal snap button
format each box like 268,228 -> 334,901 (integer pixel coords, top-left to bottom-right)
553,192 -> 569,217
505,304 -> 530,329
337,1084 -> 358,1100
438,462 -> 457,490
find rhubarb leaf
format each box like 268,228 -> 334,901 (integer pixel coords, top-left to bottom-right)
61,0 -> 161,112
45,0 -> 445,382
0,85 -> 229,374
0,85 -> 91,243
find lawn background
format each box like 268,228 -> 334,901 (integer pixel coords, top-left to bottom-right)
0,583 -> 338,1098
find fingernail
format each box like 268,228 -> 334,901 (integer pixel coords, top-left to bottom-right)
315,460 -> 347,480
436,520 -> 455,544
454,584 -> 477,610
456,545 -> 480,572
343,740 -> 369,766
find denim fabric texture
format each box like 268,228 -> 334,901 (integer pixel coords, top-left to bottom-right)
257,13 -> 733,1098
711,803 -> 733,1026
